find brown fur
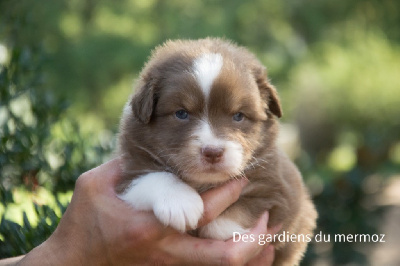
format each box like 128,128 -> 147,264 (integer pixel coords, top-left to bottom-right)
117,38 -> 317,265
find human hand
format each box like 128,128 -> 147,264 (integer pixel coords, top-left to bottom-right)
17,158 -> 278,265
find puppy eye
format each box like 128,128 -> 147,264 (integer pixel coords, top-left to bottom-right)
175,109 -> 189,120
233,112 -> 244,122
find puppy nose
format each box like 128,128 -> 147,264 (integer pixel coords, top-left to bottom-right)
202,146 -> 224,164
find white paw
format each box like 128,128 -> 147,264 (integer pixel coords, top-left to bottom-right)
198,216 -> 249,240
118,172 -> 204,232
153,182 -> 204,232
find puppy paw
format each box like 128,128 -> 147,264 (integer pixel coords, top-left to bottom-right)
198,216 -> 249,240
119,172 -> 203,232
153,182 -> 204,232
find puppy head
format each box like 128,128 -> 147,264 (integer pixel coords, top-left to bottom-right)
125,38 -> 281,185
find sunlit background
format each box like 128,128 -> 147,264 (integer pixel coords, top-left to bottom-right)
1,0 -> 399,264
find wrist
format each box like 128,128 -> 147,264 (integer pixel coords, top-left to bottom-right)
18,240 -> 57,266
18,227 -> 87,266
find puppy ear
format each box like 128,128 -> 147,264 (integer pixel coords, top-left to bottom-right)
253,67 -> 282,118
130,77 -> 157,123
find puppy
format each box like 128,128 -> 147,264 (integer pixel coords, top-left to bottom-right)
117,38 -> 317,265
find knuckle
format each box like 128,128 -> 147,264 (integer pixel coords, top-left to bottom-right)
75,174 -> 88,189
201,205 -> 213,225
75,171 -> 96,192
220,249 -> 244,266
149,253 -> 173,265
127,223 -> 161,244
149,249 -> 181,266
125,228 -> 150,248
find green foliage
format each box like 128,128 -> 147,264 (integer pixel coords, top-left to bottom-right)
1,0 -> 399,263
0,0 -> 112,258
0,202 -> 66,257
0,23 -> 110,197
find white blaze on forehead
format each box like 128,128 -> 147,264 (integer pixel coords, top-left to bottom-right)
196,120 -> 222,146
192,53 -> 223,98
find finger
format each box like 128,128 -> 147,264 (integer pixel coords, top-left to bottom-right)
246,244 -> 275,266
82,157 -> 121,179
197,178 -> 248,227
268,223 -> 283,236
162,213 -> 269,265
223,212 -> 270,264
76,158 -> 122,196
91,157 -> 122,184
245,221 -> 282,265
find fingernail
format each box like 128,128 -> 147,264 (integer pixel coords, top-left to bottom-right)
263,212 -> 269,225
268,223 -> 283,234
266,244 -> 274,253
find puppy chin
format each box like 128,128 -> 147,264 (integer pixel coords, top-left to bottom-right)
186,171 -> 231,185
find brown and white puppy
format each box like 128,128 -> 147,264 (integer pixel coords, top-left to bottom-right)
117,38 -> 317,265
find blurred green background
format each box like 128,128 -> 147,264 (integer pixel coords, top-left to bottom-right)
1,0 -> 400,264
